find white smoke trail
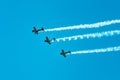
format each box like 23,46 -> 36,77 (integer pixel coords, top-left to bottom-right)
45,19 -> 120,32
54,30 -> 120,42
70,46 -> 120,55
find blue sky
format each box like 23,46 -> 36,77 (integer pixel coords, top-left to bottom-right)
0,0 -> 120,80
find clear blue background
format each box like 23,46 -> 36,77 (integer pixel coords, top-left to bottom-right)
0,0 -> 120,80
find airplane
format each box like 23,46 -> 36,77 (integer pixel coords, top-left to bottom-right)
44,36 -> 55,44
60,49 -> 71,57
32,26 -> 44,34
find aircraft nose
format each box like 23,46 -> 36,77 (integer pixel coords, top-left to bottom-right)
32,30 -> 34,32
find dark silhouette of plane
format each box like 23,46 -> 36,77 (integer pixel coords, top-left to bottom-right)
60,49 -> 71,57
44,36 -> 55,44
32,26 -> 44,34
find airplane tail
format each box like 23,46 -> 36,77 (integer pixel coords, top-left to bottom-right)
41,28 -> 44,31
53,38 -> 56,41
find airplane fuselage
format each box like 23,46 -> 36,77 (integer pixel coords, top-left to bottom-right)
45,40 -> 51,44
32,27 -> 44,35
61,50 -> 71,57
44,37 -> 55,45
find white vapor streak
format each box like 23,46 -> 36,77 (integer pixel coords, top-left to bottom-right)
45,20 -> 120,32
55,30 -> 120,42
70,46 -> 120,55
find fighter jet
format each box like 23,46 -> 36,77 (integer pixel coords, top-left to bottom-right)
32,26 -> 44,34
44,36 -> 55,44
60,49 -> 71,57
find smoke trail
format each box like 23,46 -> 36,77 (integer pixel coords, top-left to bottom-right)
54,30 -> 120,42
45,19 -> 120,32
70,46 -> 120,55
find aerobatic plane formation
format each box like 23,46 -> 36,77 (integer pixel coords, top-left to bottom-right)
32,20 -> 120,57
32,26 -> 71,58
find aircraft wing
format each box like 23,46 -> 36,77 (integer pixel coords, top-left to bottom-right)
63,54 -> 66,57
45,37 -> 51,44
48,41 -> 51,44
46,37 -> 49,40
33,27 -> 36,30
62,50 -> 64,53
